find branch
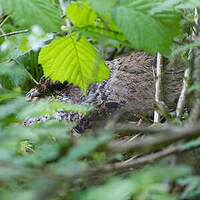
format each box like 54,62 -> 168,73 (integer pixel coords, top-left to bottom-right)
154,52 -> 163,123
0,28 -> 7,40
59,0 -> 71,27
59,0 -> 66,15
0,29 -> 29,38
65,144 -> 183,179
0,131 -> 199,180
108,125 -> 200,154
188,9 -> 200,123
11,59 -> 38,85
111,123 -> 171,135
177,8 -> 198,118
0,144 -> 182,181
176,67 -> 190,117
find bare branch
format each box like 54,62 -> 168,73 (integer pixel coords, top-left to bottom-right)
0,29 -> 29,38
154,52 -> 163,123
59,0 -> 71,27
111,123 -> 171,135
11,59 -> 39,85
108,125 -> 200,154
188,9 -> 200,123
65,144 -> 183,179
176,67 -> 190,117
59,0 -> 66,14
0,28 -> 7,40
0,144 -> 183,180
177,9 -> 198,118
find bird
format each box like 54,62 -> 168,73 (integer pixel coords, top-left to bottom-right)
26,52 -> 185,131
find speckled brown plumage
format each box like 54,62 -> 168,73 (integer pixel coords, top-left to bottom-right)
27,52 -> 185,131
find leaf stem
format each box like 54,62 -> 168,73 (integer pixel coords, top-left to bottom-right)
0,15 -> 9,28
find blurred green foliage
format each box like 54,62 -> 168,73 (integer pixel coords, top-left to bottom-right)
0,95 -> 195,200
0,0 -> 200,199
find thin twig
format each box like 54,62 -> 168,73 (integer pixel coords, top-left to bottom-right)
108,124 -> 200,154
11,59 -> 38,85
0,144 -> 183,180
64,145 -> 183,179
0,29 -> 29,38
59,0 -> 66,14
96,144 -> 181,173
59,0 -> 71,27
188,9 -> 200,123
0,28 -> 7,40
194,8 -> 198,29
154,52 -> 163,123
176,9 -> 198,118
176,67 -> 190,117
111,123 -> 171,135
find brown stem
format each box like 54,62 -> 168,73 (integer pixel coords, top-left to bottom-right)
0,29 -> 29,38
0,28 -> 7,40
108,125 -> 200,154
111,122 -> 171,135
0,144 -> 182,180
11,59 -> 38,85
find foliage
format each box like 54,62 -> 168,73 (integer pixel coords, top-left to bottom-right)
0,0 -> 200,200
0,95 -> 194,200
0,60 -> 27,89
38,32 -> 109,95
0,0 -> 62,32
87,0 -> 182,54
66,2 -> 126,46
0,0 -> 196,93
178,176 -> 200,199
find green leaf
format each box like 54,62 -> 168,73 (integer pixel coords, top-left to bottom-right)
84,178 -> 133,200
74,26 -> 127,47
178,176 -> 200,199
0,36 -> 24,62
0,97 -> 27,120
0,61 -> 27,89
153,0 -> 200,10
171,39 -> 200,58
39,33 -> 110,95
180,137 -> 200,151
86,0 -> 182,54
65,134 -> 111,162
0,0 -> 62,32
177,0 -> 200,9
86,0 -> 118,16
130,165 -> 192,200
18,99 -> 93,120
67,1 -> 120,32
67,2 -> 100,28
188,84 -> 200,93
112,0 -> 182,54
67,2 -> 126,46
